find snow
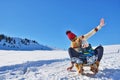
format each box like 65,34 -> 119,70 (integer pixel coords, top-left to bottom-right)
0,35 -> 54,50
0,45 -> 120,80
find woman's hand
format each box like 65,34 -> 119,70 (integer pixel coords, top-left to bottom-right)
99,18 -> 105,27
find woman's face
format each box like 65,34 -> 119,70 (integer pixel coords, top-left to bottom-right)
71,37 -> 77,42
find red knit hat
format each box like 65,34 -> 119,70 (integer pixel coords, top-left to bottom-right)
66,30 -> 76,40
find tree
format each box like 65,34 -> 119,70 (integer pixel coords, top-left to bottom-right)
0,34 -> 5,40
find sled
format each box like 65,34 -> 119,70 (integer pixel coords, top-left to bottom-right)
71,55 -> 98,66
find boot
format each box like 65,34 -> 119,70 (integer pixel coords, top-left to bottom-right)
75,63 -> 79,71
95,61 -> 100,68
67,62 -> 74,71
75,63 -> 84,74
90,61 -> 100,73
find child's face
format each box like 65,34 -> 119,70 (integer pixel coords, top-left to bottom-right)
81,40 -> 89,48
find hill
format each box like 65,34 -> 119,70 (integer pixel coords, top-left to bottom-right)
0,34 -> 53,50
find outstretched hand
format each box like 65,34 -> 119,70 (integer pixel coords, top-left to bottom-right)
99,18 -> 105,27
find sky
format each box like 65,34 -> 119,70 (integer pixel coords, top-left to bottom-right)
0,0 -> 120,49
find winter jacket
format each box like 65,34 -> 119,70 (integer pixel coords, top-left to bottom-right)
81,44 -> 95,57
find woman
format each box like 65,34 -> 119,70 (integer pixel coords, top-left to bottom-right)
66,18 -> 104,74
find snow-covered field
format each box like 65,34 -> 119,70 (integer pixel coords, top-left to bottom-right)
0,45 -> 120,80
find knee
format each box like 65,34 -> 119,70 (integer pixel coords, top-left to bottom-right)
97,45 -> 104,51
99,45 -> 104,51
68,47 -> 73,55
68,47 -> 74,52
68,47 -> 75,58
95,45 -> 104,54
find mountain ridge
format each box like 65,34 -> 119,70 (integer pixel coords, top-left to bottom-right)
0,34 -> 54,50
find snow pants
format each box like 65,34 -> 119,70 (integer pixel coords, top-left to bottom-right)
94,45 -> 104,61
68,45 -> 104,62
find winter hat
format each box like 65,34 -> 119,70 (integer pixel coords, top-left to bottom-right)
66,30 -> 76,40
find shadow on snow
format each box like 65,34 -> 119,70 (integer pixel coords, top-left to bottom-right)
94,68 -> 120,80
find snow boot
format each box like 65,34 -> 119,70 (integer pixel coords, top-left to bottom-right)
75,63 -> 84,74
90,61 -> 99,73
95,61 -> 100,68
67,62 -> 74,71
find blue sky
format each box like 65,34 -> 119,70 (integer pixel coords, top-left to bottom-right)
0,0 -> 120,49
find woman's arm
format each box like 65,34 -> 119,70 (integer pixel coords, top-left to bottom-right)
79,18 -> 105,40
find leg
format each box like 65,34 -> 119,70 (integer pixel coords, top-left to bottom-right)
75,63 -> 84,74
68,47 -> 80,58
67,47 -> 80,71
94,45 -> 104,62
90,45 -> 104,73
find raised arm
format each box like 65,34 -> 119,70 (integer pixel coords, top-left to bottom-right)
80,18 -> 105,40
